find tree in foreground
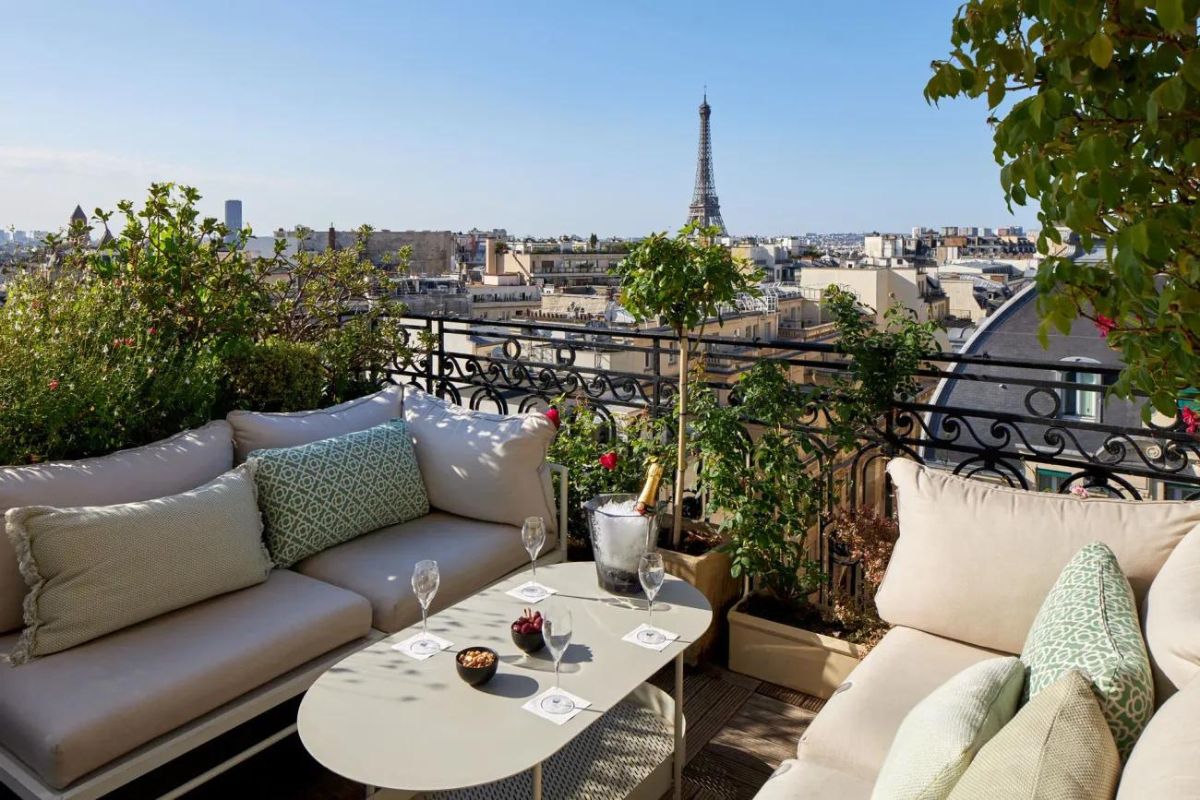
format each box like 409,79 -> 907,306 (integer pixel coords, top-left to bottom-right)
926,0 -> 1200,417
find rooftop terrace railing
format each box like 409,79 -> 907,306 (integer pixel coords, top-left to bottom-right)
390,314 -> 1200,505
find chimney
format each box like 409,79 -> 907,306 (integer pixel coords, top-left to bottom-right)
327,225 -> 336,251
484,237 -> 499,275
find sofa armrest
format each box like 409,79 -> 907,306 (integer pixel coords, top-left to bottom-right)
547,462 -> 569,563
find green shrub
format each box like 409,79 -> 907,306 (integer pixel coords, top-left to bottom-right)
219,339 -> 325,414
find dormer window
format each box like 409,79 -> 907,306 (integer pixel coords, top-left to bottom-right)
1059,356 -> 1102,422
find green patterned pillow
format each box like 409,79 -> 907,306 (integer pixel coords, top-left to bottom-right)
1020,541 -> 1153,760
249,420 -> 429,567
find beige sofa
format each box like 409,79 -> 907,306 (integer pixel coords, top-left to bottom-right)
756,459 -> 1200,799
0,384 -> 565,800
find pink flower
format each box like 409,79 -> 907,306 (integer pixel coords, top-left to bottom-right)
1094,315 -> 1117,338
1069,485 -> 1090,499
599,451 -> 618,471
147,327 -> 157,336
544,407 -> 560,428
1182,407 -> 1199,435
47,379 -> 59,391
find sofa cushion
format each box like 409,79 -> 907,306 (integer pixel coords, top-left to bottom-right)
948,670 -> 1119,800
754,758 -> 873,800
294,512 -> 529,633
403,387 -> 558,534
1117,675 -> 1200,799
227,383 -> 403,463
871,657 -> 1024,799
879,459 -> 1200,655
0,421 -> 235,634
0,569 -> 370,790
1021,542 -> 1153,760
6,464 -> 271,664
250,421 -> 429,568
798,626 -> 1000,783
1143,522 -> 1200,701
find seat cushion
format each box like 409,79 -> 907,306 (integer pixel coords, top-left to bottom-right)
1143,523 -> 1200,701
1118,676 -> 1200,799
754,758 -> 873,800
0,421 -> 235,634
1021,542 -> 1153,760
0,569 -> 371,790
949,670 -> 1119,800
879,459 -> 1200,655
798,626 -> 1000,783
871,657 -> 1024,799
249,420 -> 429,567
294,512 -> 529,633
403,387 -> 558,535
7,464 -> 271,664
227,383 -> 403,463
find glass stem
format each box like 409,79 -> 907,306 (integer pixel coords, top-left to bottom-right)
648,598 -> 654,630
554,658 -> 560,691
532,558 -> 537,585
421,605 -> 428,638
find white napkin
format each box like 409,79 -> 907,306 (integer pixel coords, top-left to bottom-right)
522,687 -> 592,725
622,623 -> 680,652
505,581 -> 557,603
390,632 -> 453,661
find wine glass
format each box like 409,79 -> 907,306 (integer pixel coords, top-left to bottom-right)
540,604 -> 575,715
519,516 -> 547,599
411,560 -> 441,655
637,552 -> 666,645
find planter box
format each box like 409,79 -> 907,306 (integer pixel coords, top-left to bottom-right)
660,547 -> 739,664
727,604 -> 866,699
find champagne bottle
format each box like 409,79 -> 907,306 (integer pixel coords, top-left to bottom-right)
635,460 -> 665,516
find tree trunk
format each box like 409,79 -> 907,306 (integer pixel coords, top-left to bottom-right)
672,332 -> 689,550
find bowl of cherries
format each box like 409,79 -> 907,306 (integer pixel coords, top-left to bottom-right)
511,608 -> 545,654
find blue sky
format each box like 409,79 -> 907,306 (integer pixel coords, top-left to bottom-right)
0,1 -> 1038,237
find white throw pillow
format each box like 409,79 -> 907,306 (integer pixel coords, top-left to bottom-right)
226,384 -> 403,463
871,656 -> 1025,800
1143,523 -> 1200,702
403,387 -> 558,534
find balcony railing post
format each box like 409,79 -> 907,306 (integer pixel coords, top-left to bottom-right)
423,317 -> 436,394
650,336 -> 663,416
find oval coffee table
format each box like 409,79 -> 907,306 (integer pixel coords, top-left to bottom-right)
299,561 -> 712,799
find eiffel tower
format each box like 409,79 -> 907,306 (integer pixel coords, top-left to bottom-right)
685,92 -> 727,236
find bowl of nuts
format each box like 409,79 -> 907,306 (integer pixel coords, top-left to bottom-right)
511,608 -> 545,654
455,647 -> 498,687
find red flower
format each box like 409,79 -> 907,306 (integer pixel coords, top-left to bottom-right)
1094,315 -> 1117,338
147,327 -> 157,336
47,379 -> 59,391
1183,407 -> 1199,435
544,407 -> 561,428
599,451 -> 618,471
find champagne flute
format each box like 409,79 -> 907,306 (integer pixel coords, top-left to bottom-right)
411,560 -> 441,655
637,552 -> 666,645
520,516 -> 547,599
540,604 -> 575,715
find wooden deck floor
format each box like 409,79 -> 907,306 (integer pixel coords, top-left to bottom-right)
165,663 -> 825,800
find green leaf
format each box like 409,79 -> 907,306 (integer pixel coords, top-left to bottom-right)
1184,51 -> 1200,91
1160,76 -> 1188,112
1088,32 -> 1113,69
1157,0 -> 1186,33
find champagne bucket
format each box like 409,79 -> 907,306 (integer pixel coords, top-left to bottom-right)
583,493 -> 660,595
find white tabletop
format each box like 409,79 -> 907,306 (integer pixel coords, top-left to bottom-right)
298,561 -> 713,793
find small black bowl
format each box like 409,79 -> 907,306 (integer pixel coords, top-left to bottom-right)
456,647 -> 498,687
511,627 -> 545,654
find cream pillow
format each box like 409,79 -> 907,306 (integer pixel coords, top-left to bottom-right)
403,387 -> 558,534
0,420 -> 235,634
872,656 -> 1025,800
879,459 -> 1200,655
227,384 -> 403,463
5,464 -> 271,664
1143,522 -> 1200,702
948,670 -> 1119,800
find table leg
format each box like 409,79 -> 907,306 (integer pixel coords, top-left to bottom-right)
674,652 -> 684,800
533,760 -> 543,800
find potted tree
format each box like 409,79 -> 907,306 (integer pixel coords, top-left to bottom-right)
701,289 -> 938,698
612,224 -> 761,657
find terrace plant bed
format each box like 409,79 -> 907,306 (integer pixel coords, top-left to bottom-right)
656,521 -> 739,664
728,593 -> 868,700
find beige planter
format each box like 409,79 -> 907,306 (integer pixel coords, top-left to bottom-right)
727,604 -> 866,699
660,547 -> 740,664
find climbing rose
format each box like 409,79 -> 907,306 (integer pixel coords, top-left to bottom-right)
544,407 -> 560,428
1094,315 -> 1116,338
1182,407 -> 1199,435
47,379 -> 59,391
1069,484 -> 1090,499
599,451 -> 618,471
